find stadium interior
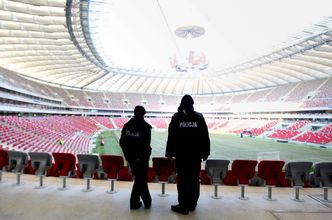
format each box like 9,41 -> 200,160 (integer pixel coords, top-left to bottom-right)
1,0 -> 332,219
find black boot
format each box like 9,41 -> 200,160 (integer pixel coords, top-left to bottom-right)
130,201 -> 142,210
144,200 -> 151,209
171,204 -> 189,215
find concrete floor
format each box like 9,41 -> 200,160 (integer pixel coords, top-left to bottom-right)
0,172 -> 331,220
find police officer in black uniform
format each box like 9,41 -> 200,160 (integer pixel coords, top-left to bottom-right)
120,105 -> 152,210
166,94 -> 210,215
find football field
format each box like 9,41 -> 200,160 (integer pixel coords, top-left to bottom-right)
93,130 -> 332,164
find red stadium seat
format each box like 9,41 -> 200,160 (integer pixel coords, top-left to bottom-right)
223,170 -> 238,186
100,155 -> 124,193
231,159 -> 257,200
52,152 -> 76,190
258,160 -> 285,201
23,160 -> 36,175
118,166 -> 133,181
0,149 -> 9,182
152,157 -> 176,197
200,170 -> 211,185
277,171 -> 292,187
147,167 -> 156,182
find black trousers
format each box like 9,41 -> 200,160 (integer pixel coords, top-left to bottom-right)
129,159 -> 151,206
176,157 -> 201,209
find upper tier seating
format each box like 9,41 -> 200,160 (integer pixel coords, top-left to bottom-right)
2,69 -> 332,111
105,92 -> 125,109
286,79 -> 325,102
46,86 -> 78,106
67,89 -> 94,107
265,84 -> 296,102
230,93 -> 251,103
85,91 -> 108,108
246,89 -> 270,102
315,78 -> 332,99
161,95 -> 179,108
124,93 -> 144,109
144,94 -> 162,110
302,78 -> 332,108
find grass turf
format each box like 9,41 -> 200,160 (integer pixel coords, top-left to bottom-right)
93,130 -> 332,164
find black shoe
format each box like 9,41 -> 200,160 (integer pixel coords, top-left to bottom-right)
189,206 -> 196,212
142,196 -> 152,209
171,205 -> 189,215
130,201 -> 142,210
144,201 -> 151,209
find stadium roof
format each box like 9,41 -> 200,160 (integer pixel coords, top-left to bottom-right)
0,0 -> 332,95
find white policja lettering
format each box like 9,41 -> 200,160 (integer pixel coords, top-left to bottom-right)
126,130 -> 139,137
179,122 -> 197,128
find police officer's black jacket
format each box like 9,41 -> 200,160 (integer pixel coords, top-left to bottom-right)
166,107 -> 210,160
120,117 -> 152,162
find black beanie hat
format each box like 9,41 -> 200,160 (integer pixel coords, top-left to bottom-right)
180,94 -> 194,106
134,105 -> 146,118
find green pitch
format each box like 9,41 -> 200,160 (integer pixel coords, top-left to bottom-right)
93,130 -> 332,164
93,131 -> 122,155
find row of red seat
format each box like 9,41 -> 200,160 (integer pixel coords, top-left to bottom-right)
201,160 -> 293,187
0,149 -> 294,187
3,150 -> 332,203
0,149 -> 153,182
